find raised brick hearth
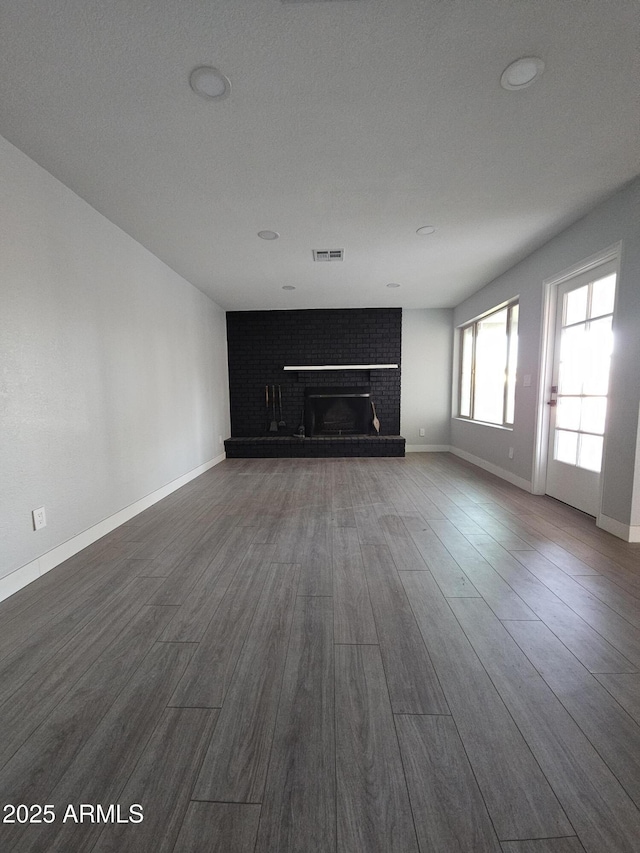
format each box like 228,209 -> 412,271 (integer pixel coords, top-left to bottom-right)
224,435 -> 405,458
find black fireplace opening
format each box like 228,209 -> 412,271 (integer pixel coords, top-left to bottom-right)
304,386 -> 373,436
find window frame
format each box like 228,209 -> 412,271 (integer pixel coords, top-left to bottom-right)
457,300 -> 519,428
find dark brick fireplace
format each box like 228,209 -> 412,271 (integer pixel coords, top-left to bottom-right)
224,308 -> 404,457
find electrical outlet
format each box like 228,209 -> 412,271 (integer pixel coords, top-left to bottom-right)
419,428 -> 425,437
32,506 -> 47,531
508,447 -> 514,459
218,434 -> 223,445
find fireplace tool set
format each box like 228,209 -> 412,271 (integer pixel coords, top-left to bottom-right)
266,385 -> 286,433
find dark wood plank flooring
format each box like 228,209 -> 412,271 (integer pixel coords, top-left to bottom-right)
1,453 -> 639,852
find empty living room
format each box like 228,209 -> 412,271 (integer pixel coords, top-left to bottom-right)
1,2 -> 640,852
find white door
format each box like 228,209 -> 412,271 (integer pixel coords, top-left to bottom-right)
545,262 -> 617,516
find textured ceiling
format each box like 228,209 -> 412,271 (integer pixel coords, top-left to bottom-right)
1,0 -> 638,310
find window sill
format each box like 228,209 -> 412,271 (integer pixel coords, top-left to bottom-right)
452,417 -> 513,432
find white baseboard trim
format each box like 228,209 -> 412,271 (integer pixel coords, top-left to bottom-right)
597,513 -> 640,543
0,453 -> 226,605
449,447 -> 533,493
405,444 -> 451,453
0,563 -> 41,604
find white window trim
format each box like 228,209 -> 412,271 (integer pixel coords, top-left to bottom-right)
456,299 -> 519,428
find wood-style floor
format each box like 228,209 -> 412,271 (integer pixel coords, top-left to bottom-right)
1,454 -> 640,853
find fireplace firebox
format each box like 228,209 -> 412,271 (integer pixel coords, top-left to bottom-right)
304,386 -> 372,436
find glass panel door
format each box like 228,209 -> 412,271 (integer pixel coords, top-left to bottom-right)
546,262 -> 617,515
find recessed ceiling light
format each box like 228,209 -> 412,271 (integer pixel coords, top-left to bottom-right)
282,285 -> 296,290
258,230 -> 280,240
386,283 -> 401,288
500,57 -> 545,91
189,66 -> 231,100
416,225 -> 436,236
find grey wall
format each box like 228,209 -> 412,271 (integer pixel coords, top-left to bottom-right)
401,309 -> 453,448
0,135 -> 230,580
452,177 -> 640,528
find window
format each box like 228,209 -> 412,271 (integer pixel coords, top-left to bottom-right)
458,301 -> 519,426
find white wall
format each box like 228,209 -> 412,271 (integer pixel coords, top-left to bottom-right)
0,136 -> 230,585
401,309 -> 452,449
451,177 -> 640,532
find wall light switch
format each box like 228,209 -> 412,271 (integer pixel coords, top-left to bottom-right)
32,506 -> 47,531
508,447 -> 514,459
523,374 -> 532,387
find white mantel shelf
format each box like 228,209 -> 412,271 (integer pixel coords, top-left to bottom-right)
283,364 -> 398,371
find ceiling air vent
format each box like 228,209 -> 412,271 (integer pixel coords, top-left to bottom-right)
313,249 -> 344,262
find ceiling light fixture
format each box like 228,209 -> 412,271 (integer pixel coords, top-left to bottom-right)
282,285 -> 296,290
258,230 -> 280,240
189,66 -> 231,100
416,225 -> 436,236
500,57 -> 545,91
386,283 -> 401,288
